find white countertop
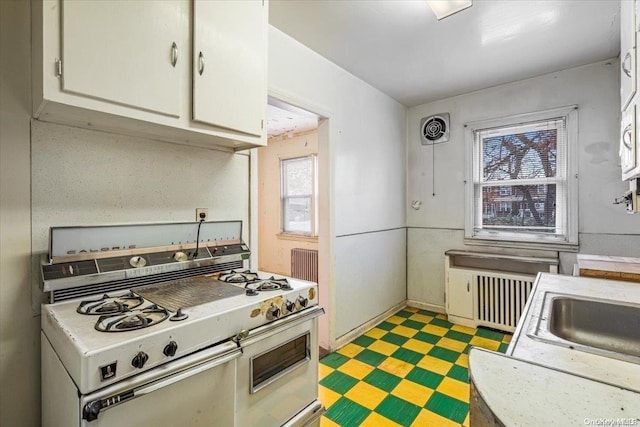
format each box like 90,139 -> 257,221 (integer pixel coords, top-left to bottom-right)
469,348 -> 640,426
469,273 -> 640,425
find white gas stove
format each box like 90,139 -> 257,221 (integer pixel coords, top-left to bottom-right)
40,222 -> 324,427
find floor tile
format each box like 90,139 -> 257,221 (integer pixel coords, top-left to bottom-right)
425,391 -> 469,424
408,313 -> 433,324
417,354 -> 453,376
363,369 -> 402,392
344,381 -> 388,410
436,336 -> 468,353
421,323 -> 449,336
324,397 -> 371,426
352,334 -> 376,348
391,324 -> 419,338
354,348 -> 388,367
319,307 -> 512,426
378,356 -> 414,378
368,339 -> 399,356
337,343 -> 364,358
381,331 -> 410,346
321,352 -> 350,369
469,335 -> 501,351
437,377 -> 470,403
319,385 -> 342,408
375,394 -> 422,426
364,327 -> 387,339
320,371 -> 359,394
405,366 -> 444,389
401,338 -> 434,355
390,378 -> 434,407
337,358 -> 375,380
410,409 -> 461,427
319,363 -> 334,380
359,411 -> 402,427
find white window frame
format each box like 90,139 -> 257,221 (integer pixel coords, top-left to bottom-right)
280,154 -> 318,237
464,106 -> 579,251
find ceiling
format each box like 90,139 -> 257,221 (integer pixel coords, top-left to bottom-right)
266,98 -> 319,138
269,0 -> 621,107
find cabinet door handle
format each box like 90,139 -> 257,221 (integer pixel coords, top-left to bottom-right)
623,123 -> 633,149
198,51 -> 205,76
622,51 -> 633,78
171,42 -> 178,67
467,282 -> 470,292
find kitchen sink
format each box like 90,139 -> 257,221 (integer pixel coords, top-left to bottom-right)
528,293 -> 640,363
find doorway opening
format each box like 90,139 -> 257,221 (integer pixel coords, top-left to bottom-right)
252,96 -> 331,356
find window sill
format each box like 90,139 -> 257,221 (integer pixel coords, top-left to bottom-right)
277,233 -> 318,243
464,237 -> 579,253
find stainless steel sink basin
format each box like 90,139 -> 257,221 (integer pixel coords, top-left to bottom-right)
528,293 -> 640,363
549,297 -> 640,358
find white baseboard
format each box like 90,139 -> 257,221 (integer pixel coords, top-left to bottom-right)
334,301 -> 406,350
406,300 -> 446,314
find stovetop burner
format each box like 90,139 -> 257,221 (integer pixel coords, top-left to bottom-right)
245,277 -> 292,292
94,305 -> 170,332
219,269 -> 259,283
77,292 -> 144,315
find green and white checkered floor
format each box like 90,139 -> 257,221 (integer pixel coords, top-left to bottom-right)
318,307 -> 511,426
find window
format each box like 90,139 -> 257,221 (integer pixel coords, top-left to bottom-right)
465,106 -> 578,249
280,155 -> 317,236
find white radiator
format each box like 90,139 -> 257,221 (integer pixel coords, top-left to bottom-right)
474,272 -> 534,331
291,248 -> 318,282
444,251 -> 557,333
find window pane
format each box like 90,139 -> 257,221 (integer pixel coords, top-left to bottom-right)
482,126 -> 558,181
481,184 -> 556,233
283,197 -> 311,233
283,157 -> 312,196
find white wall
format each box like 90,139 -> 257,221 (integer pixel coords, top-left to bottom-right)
407,59 -> 640,308
269,26 -> 407,345
0,1 -> 39,426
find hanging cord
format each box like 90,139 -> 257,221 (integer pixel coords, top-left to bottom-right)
192,218 -> 205,259
432,142 -> 436,196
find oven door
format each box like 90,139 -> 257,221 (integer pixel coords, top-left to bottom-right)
236,306 -> 325,427
79,341 -> 240,426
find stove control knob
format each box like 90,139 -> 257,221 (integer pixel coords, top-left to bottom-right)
129,256 -> 147,268
285,300 -> 295,313
131,351 -> 149,369
173,252 -> 188,262
266,304 -> 280,320
297,296 -> 308,308
163,341 -> 178,357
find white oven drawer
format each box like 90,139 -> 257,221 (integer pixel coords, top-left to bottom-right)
235,306 -> 324,427
79,341 -> 240,426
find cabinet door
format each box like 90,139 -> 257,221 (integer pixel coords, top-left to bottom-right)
193,0 -> 266,137
621,0 -> 636,111
622,106 -> 637,179
446,269 -> 474,320
61,0 -> 184,117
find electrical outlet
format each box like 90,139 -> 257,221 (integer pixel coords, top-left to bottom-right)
195,208 -> 208,221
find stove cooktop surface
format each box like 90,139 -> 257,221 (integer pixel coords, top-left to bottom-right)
41,270 -> 319,394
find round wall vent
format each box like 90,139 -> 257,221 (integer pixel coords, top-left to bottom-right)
420,113 -> 450,145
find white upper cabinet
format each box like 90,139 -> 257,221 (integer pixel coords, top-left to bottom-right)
193,0 -> 266,137
32,0 -> 267,151
621,0 -> 637,112
61,1 -> 183,117
620,0 -> 640,180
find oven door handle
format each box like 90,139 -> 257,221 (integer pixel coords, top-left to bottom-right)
82,343 -> 241,422
234,306 -> 325,346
